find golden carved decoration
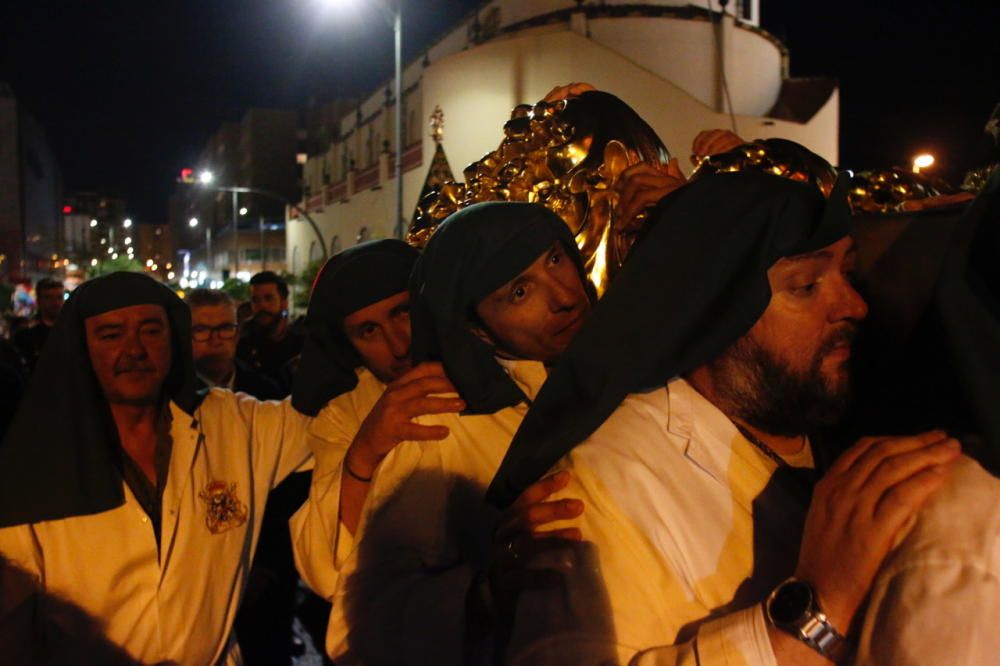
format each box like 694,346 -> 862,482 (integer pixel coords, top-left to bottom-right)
690,137 -> 839,196
408,93 -> 669,293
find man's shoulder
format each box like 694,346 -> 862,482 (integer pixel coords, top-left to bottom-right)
577,386 -> 672,454
892,456 -> 1000,567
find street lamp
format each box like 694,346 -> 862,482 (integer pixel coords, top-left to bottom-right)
189,217 -> 199,228
183,178 -> 328,270
199,170 -> 215,185
89,219 -> 98,228
239,207 -> 248,216
123,218 -> 133,229
322,0 -> 403,239
913,153 -> 935,174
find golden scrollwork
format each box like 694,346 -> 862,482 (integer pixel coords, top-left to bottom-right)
408,93 -> 670,293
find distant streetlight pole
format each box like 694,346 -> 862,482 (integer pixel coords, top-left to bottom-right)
392,2 -> 403,240
324,0 -> 403,239
232,189 -> 239,277
186,172 -> 328,267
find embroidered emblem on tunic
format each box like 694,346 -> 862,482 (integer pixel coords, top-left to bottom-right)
199,481 -> 248,533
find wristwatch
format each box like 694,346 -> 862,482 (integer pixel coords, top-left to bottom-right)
765,577 -> 847,661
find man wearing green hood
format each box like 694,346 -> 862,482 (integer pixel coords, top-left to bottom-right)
490,173 -> 967,665
313,202 -> 593,664
288,239 -> 469,654
0,272 -> 313,665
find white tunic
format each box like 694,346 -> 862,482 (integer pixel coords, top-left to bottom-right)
292,360 -> 548,665
509,377 -> 814,666
291,368 -> 386,606
0,389 -> 312,666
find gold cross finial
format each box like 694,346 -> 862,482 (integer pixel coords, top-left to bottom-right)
430,105 -> 445,144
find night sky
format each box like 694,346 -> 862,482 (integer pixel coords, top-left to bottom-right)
2,0 -> 997,222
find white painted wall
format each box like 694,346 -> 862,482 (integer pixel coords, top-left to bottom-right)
289,14 -> 837,272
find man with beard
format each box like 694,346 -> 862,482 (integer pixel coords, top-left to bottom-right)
303,203 -> 594,665
188,288 -> 283,399
238,271 -> 304,391
0,272 -> 312,665
14,277 -> 65,372
489,173 -> 964,665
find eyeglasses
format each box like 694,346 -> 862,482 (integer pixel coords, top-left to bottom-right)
192,324 -> 239,342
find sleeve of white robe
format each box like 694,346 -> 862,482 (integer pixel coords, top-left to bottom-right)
853,456 -> 1000,666
289,396 -> 361,602
324,441 -> 488,666
507,543 -> 777,666
233,394 -> 313,490
0,525 -> 43,645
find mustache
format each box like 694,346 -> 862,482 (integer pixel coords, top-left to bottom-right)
114,360 -> 156,375
818,324 -> 857,357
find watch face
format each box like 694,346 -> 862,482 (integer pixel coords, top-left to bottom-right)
770,580 -> 813,625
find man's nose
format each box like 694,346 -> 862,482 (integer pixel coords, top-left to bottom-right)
386,324 -> 410,360
548,277 -> 579,311
122,330 -> 148,357
831,276 -> 868,322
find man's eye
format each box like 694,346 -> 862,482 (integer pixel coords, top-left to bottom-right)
510,285 -> 527,303
360,324 -> 378,338
789,283 -> 817,297
549,251 -> 563,265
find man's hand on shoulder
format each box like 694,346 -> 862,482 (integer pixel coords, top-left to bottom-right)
793,430 -> 961,635
343,362 -> 465,480
489,470 -> 584,618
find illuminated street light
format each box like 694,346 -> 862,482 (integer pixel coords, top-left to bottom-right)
107,247 -> 114,255
198,170 -> 215,185
90,258 -> 98,267
89,219 -> 98,228
111,253 -> 119,260
167,271 -> 176,280
239,207 -> 248,216
146,259 -> 154,267
123,218 -> 133,228
189,217 -> 199,228
913,153 -> 935,173
124,237 -> 132,245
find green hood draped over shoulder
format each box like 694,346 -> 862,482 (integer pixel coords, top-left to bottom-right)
0,272 -> 202,527
487,172 -> 853,507
408,202 -> 590,415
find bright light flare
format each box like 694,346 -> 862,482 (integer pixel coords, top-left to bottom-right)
913,153 -> 935,173
239,207 -> 248,216
123,218 -> 133,228
189,217 -> 199,228
198,170 -> 215,185
89,219 -> 98,228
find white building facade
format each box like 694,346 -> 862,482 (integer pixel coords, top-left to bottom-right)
287,0 -> 838,273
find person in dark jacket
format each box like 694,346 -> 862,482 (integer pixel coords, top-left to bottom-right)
187,288 -> 283,400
